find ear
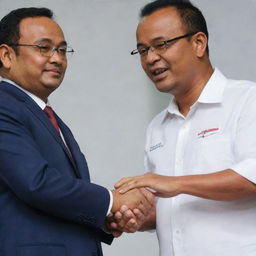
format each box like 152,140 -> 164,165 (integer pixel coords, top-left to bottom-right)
0,44 -> 15,69
192,32 -> 208,58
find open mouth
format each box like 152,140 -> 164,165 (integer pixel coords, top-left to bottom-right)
151,68 -> 168,81
152,68 -> 168,76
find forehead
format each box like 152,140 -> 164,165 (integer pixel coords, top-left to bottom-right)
19,16 -> 65,43
136,7 -> 185,41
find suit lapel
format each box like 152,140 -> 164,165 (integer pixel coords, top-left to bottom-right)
55,116 -> 83,178
26,101 -> 83,178
56,117 -> 89,180
0,81 -> 81,177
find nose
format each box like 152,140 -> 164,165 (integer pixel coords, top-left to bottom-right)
49,49 -> 65,64
144,47 -> 161,65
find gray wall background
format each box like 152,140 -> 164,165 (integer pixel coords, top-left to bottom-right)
0,0 -> 255,255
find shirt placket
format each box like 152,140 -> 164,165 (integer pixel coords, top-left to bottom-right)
171,117 -> 191,256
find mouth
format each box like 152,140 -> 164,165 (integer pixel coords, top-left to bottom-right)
150,68 -> 168,81
44,69 -> 62,76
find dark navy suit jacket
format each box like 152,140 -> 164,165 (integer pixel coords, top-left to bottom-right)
0,81 -> 113,256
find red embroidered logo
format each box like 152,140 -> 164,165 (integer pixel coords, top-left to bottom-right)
197,128 -> 219,138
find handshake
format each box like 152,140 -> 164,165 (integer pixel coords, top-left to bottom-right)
106,178 -> 156,237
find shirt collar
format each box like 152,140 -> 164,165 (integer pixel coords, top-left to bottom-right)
162,68 -> 227,122
1,78 -> 48,110
197,68 -> 227,104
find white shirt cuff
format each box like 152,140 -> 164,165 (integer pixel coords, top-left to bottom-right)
106,189 -> 113,216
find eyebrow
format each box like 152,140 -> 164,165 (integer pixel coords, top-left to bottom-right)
34,38 -> 67,46
136,36 -> 166,47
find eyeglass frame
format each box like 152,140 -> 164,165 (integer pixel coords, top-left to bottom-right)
130,32 -> 197,56
7,43 -> 75,58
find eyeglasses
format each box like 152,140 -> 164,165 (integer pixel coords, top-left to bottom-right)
8,43 -> 75,59
131,32 -> 196,57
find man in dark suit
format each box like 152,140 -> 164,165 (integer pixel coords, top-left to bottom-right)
0,7 -> 153,256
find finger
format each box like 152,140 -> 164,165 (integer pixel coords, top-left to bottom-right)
133,208 -> 145,221
127,218 -> 137,227
118,180 -> 145,194
120,208 -> 137,230
112,217 -> 126,229
137,202 -> 148,215
139,188 -> 155,206
115,175 -> 143,189
113,211 -> 126,229
114,211 -> 122,221
120,205 -> 135,221
120,205 -> 129,213
123,218 -> 138,233
153,192 -> 169,198
123,209 -> 134,219
110,221 -> 118,229
112,231 -> 123,238
137,193 -> 153,216
114,177 -> 133,188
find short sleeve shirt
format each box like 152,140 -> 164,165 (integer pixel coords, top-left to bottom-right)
145,68 -> 256,256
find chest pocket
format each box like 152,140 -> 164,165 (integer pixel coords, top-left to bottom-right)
185,132 -> 234,174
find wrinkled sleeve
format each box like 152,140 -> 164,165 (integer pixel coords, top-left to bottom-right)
230,87 -> 256,183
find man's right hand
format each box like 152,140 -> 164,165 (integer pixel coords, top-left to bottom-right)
106,188 -> 155,234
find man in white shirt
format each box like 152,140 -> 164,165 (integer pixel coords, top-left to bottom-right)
114,1 -> 256,255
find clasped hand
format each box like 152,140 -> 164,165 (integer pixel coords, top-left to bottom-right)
106,187 -> 155,237
106,172 -> 181,237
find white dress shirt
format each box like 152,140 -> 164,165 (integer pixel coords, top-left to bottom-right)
1,78 -> 113,216
145,69 -> 256,256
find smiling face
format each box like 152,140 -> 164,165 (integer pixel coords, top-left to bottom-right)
137,7 -> 201,96
7,16 -> 67,101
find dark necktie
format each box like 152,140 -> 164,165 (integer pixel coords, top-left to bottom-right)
44,106 -> 60,133
44,106 -> 73,158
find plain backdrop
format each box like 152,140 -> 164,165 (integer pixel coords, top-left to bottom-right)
0,1 -> 256,255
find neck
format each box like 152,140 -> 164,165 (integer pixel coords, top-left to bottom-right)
1,76 -> 49,104
175,65 -> 214,117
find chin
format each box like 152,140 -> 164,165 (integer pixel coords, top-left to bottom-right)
47,84 -> 61,90
155,83 -> 174,93
43,78 -> 63,88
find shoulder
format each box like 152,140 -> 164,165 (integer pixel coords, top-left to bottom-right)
225,78 -> 256,102
226,78 -> 256,89
0,86 -> 30,127
214,69 -> 256,96
0,90 -> 24,113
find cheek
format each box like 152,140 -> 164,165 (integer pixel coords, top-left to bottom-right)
24,57 -> 46,74
141,61 -> 149,74
160,52 -> 176,66
24,53 -> 45,64
62,61 -> 67,71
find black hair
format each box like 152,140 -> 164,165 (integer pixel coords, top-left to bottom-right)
140,0 -> 209,54
0,7 -> 53,67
